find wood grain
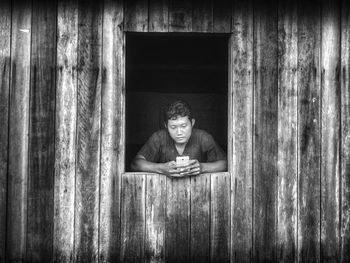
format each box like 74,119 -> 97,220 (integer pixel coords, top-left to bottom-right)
54,0 -> 78,261
27,0 -> 56,261
213,0 -> 231,33
74,0 -> 102,261
121,173 -> 146,262
149,0 -> 168,32
192,0 -> 213,32
321,0 -> 341,261
124,0 -> 148,32
341,1 -> 350,262
277,0 -> 298,262
211,173 -> 230,263
253,0 -> 278,261
165,178 -> 191,263
230,0 -> 253,261
6,0 -> 31,261
0,0 -> 11,261
145,174 -> 166,263
297,0 -> 321,262
99,0 -> 124,261
190,174 -> 210,263
169,0 -> 192,32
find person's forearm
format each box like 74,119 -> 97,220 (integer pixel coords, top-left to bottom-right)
201,160 -> 227,173
131,158 -> 165,174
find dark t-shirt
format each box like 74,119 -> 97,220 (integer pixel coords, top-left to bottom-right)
136,128 -> 226,163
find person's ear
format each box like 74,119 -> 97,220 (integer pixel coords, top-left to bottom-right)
191,119 -> 195,127
164,122 -> 167,129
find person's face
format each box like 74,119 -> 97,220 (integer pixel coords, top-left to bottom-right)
166,116 -> 195,145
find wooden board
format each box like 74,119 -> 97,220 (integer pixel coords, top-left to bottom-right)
253,0 -> 278,261
211,173 -> 230,263
213,0 -> 231,33
6,0 -> 31,261
192,0 -> 213,32
165,177 -> 191,263
320,0 -> 341,261
169,0 -> 192,32
27,0 -> 56,262
99,0 -> 124,261
277,0 -> 298,262
229,0 -> 253,261
74,0 -> 102,261
54,0 -> 78,261
121,173 -> 146,262
190,174 -> 210,263
0,0 -> 11,261
341,1 -> 350,262
297,0 -> 321,262
124,0 -> 148,32
145,174 -> 166,263
149,0 -> 168,32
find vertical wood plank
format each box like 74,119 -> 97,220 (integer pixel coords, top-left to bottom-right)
277,0 -> 298,262
99,0 -> 124,261
169,0 -> 192,32
192,0 -> 213,32
145,174 -> 166,263
0,0 -> 11,261
321,0 -> 341,261
230,0 -> 253,261
165,178 -> 191,263
27,0 -> 56,261
149,0 -> 169,32
211,173 -> 230,263
124,0 -> 148,32
213,0 -> 231,33
54,0 -> 78,261
7,0 -> 31,261
190,174 -> 210,263
74,0 -> 102,261
121,173 -> 146,262
341,1 -> 350,262
297,0 -> 321,262
253,0 -> 278,262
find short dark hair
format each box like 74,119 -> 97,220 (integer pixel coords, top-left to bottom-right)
164,100 -> 193,123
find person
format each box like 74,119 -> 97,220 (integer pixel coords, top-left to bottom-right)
130,100 -> 227,177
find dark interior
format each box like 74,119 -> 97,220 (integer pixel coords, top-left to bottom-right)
125,33 -> 229,171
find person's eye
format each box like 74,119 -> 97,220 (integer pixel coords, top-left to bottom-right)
182,124 -> 187,127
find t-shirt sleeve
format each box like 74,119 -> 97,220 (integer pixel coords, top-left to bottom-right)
201,132 -> 226,162
136,132 -> 161,162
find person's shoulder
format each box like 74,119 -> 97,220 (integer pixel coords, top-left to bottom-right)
150,129 -> 167,140
193,128 -> 212,138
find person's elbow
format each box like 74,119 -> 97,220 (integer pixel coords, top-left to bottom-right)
130,157 -> 143,171
218,159 -> 227,172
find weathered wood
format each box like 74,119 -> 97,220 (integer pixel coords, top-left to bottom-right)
54,0 -> 78,261
165,177 -> 191,263
74,0 -> 102,261
0,0 -> 11,261
253,0 -> 278,261
341,1 -> 350,262
99,0 -> 124,261
211,173 -> 230,263
169,0 -> 192,32
121,173 -> 146,262
213,0 -> 231,32
277,0 -> 298,262
145,174 -> 166,263
190,174 -> 210,263
6,0 -> 31,261
149,0 -> 168,32
27,0 -> 56,262
321,0 -> 341,261
230,0 -> 253,261
192,0 -> 213,32
124,0 -> 148,32
297,0 -> 321,262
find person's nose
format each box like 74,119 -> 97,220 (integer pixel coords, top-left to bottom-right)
177,127 -> 183,135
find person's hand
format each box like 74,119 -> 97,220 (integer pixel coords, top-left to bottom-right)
177,159 -> 202,177
162,161 -> 181,177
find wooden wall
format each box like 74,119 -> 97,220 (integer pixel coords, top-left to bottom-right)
0,0 -> 350,262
